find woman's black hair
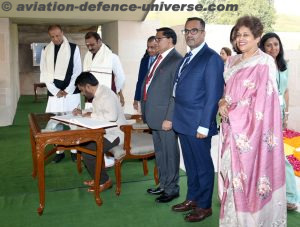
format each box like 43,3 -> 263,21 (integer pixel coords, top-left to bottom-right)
260,32 -> 287,72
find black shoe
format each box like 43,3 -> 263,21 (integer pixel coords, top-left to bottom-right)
52,153 -> 65,163
155,193 -> 179,203
147,187 -> 164,195
70,153 -> 77,162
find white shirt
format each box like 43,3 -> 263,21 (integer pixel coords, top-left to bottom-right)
45,46 -> 82,96
111,53 -> 126,93
146,47 -> 174,92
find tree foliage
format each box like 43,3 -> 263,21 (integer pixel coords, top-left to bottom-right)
198,0 -> 275,32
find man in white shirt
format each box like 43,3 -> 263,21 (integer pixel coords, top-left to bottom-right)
83,32 -> 125,94
141,27 -> 183,203
172,17 -> 224,222
40,24 -> 82,163
133,36 -> 158,111
72,72 -> 126,192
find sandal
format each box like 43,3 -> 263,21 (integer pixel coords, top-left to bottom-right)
83,179 -> 94,187
87,179 -> 113,193
287,203 -> 298,211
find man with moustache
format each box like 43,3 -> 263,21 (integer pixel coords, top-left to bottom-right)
40,24 -> 82,163
141,27 -> 183,203
133,36 -> 158,111
83,32 -> 125,94
172,17 -> 224,222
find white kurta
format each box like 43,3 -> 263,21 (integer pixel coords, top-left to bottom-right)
83,50 -> 125,93
40,46 -> 82,113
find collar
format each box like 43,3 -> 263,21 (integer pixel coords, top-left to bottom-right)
189,42 -> 206,61
159,47 -> 174,60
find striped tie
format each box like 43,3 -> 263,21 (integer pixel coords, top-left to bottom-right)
143,54 -> 163,101
179,52 -> 192,74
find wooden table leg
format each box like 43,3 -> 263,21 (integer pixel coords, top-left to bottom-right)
94,139 -> 103,206
36,141 -> 45,215
30,128 -> 37,178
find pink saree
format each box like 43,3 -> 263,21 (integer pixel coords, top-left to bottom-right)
218,50 -> 286,226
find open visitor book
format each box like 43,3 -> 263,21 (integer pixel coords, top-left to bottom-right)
51,114 -> 117,129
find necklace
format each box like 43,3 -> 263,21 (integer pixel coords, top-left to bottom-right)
241,48 -> 259,61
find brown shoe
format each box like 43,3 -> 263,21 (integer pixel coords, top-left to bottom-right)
287,203 -> 298,211
87,179 -> 113,193
172,200 -> 197,212
184,207 -> 212,222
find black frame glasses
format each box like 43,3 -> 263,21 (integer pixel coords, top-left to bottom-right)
182,28 -> 204,35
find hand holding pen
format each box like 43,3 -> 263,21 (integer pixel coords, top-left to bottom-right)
72,104 -> 82,116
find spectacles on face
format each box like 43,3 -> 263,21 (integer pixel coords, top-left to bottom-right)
182,28 -> 204,35
155,36 -> 168,42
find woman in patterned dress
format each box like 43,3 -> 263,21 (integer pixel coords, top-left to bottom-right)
218,16 -> 286,226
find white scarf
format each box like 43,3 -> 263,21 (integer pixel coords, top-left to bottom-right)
83,43 -> 113,77
40,36 -> 70,83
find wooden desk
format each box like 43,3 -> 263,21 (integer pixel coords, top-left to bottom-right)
29,113 -> 105,215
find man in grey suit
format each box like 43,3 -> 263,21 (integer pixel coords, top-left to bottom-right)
141,27 -> 183,203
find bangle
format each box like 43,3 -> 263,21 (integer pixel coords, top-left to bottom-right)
218,98 -> 225,105
285,111 -> 289,115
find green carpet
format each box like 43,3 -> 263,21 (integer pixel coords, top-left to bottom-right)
0,96 -> 299,227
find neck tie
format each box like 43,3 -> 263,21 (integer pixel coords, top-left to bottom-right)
143,54 -> 163,101
148,56 -> 155,70
173,52 -> 192,98
179,52 -> 192,74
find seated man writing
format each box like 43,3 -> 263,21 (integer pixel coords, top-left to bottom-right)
73,72 -> 127,192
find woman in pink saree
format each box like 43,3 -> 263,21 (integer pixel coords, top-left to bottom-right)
218,16 -> 286,226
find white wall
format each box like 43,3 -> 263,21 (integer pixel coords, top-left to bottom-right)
0,18 -> 19,126
102,20 -> 160,114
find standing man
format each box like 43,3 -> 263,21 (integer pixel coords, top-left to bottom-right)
133,36 -> 158,111
83,32 -> 125,94
172,17 -> 224,222
141,27 -> 183,203
40,24 -> 82,163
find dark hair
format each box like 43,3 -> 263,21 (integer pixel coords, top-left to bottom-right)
85,31 -> 102,41
48,24 -> 62,33
156,27 -> 177,45
260,32 -> 287,72
147,36 -> 156,42
75,72 -> 99,87
234,16 -> 263,38
186,17 -> 205,29
230,26 -> 242,54
221,47 -> 232,56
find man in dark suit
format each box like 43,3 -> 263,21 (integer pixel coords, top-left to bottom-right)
172,17 -> 224,222
133,36 -> 158,111
141,27 -> 183,203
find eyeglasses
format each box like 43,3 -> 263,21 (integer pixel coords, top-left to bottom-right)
182,28 -> 204,35
155,36 -> 168,42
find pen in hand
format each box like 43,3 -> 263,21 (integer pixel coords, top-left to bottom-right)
72,104 -> 82,116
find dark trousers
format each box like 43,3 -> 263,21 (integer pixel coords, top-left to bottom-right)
81,137 -> 120,184
178,134 -> 214,209
152,129 -> 180,195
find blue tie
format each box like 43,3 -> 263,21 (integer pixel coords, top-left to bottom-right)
180,52 -> 192,74
148,56 -> 155,70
